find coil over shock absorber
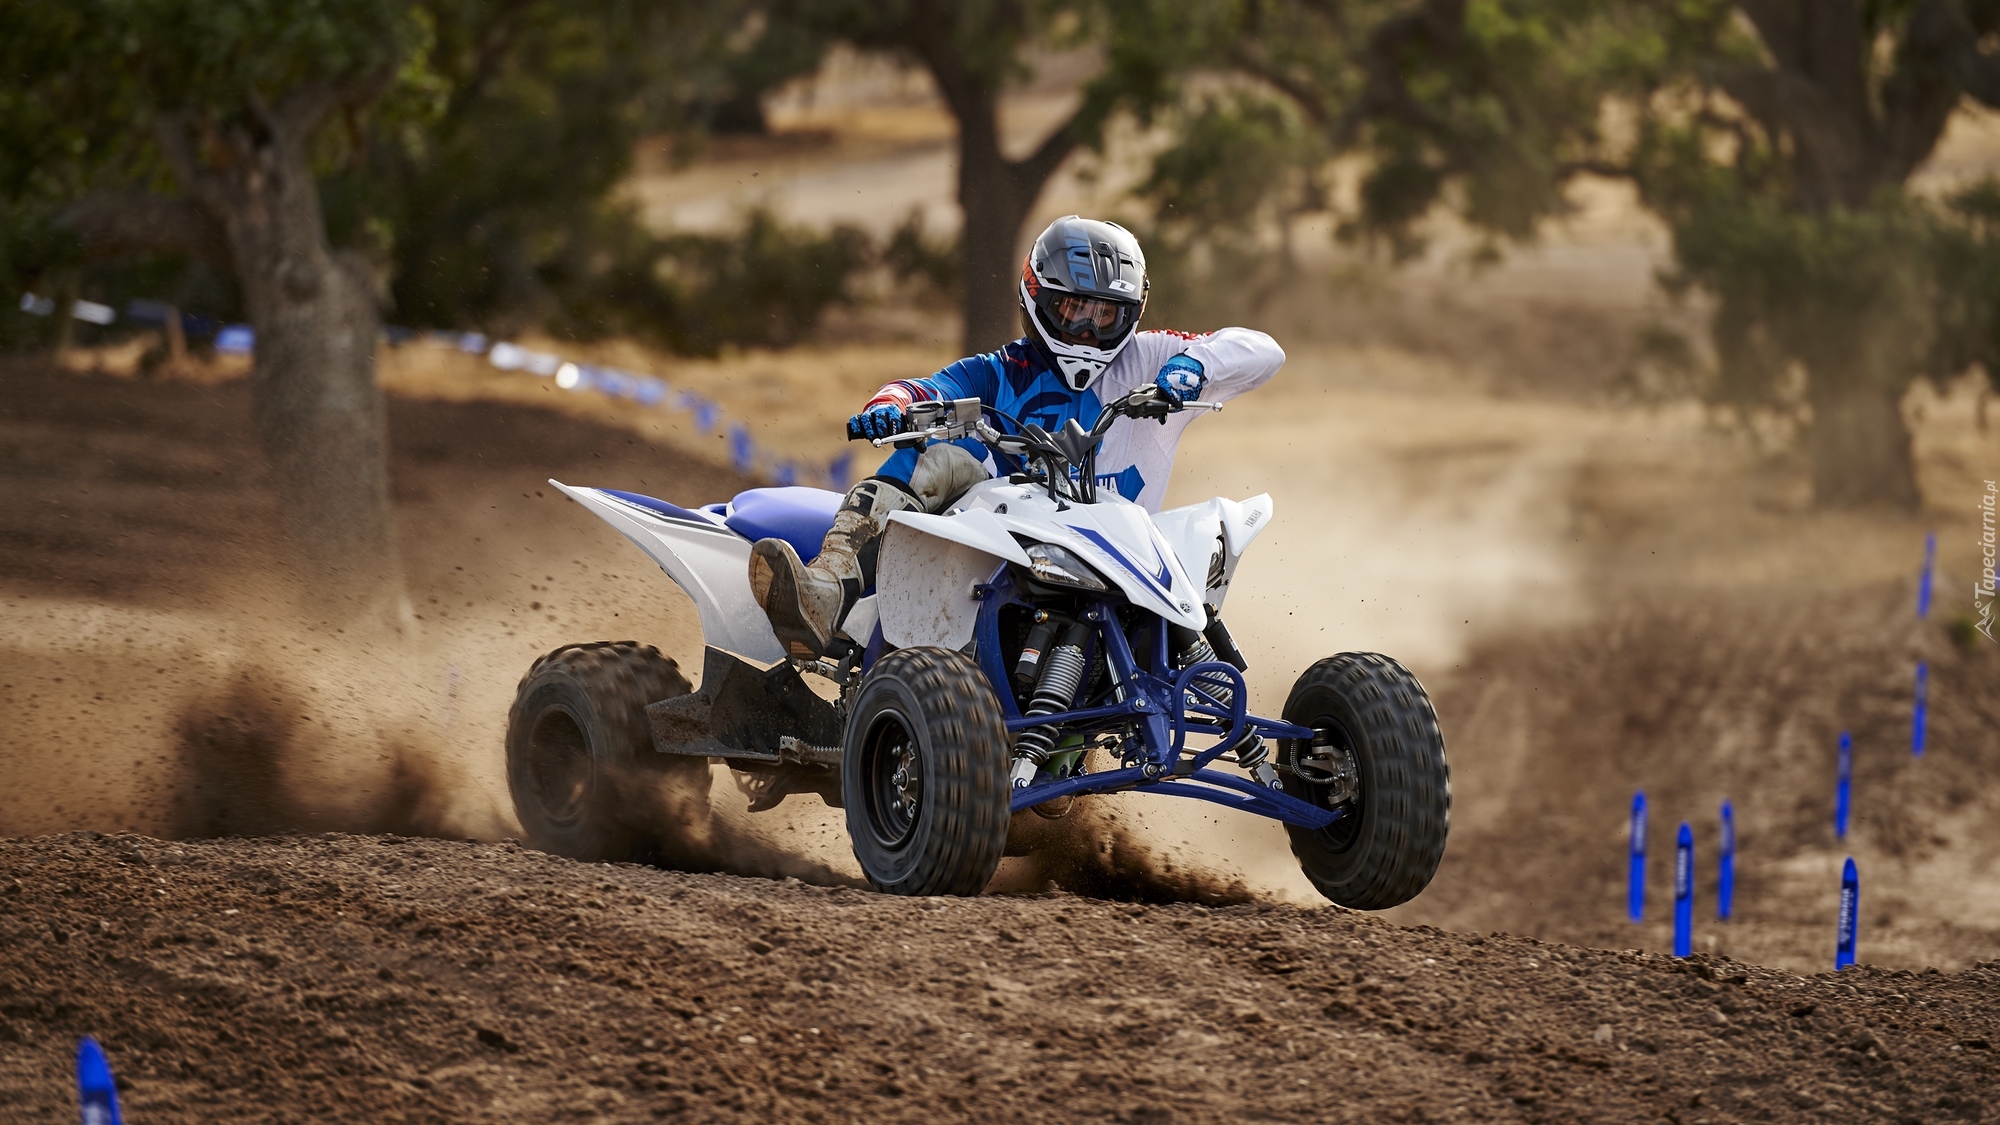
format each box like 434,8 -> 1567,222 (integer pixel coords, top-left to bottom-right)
1009,619 -> 1094,788
1172,612 -> 1280,788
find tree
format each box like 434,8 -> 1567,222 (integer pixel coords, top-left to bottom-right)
320,1 -> 825,340
1134,0 -> 1583,324
786,0 -> 1200,351
1616,1 -> 2000,508
1148,0 -> 2000,508
2,0 -> 442,615
1,1 -> 834,615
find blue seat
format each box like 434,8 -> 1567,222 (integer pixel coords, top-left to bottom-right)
724,486 -> 844,565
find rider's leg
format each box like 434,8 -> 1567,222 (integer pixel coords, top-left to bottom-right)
749,442 -> 988,657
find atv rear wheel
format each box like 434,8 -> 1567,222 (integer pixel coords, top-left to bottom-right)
843,647 -> 1010,895
505,641 -> 708,863
1280,653 -> 1450,909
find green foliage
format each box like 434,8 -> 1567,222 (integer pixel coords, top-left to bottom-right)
0,0 -> 856,354
1586,0 -> 2000,440
1669,197 -> 1939,409
1183,0 -> 1639,257
320,0 -> 832,336
0,0 -> 436,186
1142,93 -> 1325,240
323,2 -> 673,332
670,211 -> 872,353
594,209 -> 873,355
880,210 -> 959,301
1123,92 -> 1319,331
0,0 -> 438,346
1929,181 -> 2000,395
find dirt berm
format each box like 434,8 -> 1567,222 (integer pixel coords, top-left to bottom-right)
2,832 -> 1995,1123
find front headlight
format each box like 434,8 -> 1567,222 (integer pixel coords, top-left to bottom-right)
1023,543 -> 1109,591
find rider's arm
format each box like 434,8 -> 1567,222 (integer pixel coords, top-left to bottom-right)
862,351 -> 1004,412
1176,327 -> 1284,402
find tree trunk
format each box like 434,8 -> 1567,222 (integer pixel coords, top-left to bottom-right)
915,35 -> 1079,355
1807,376 -> 1921,509
956,105 -> 1041,353
168,101 -> 405,618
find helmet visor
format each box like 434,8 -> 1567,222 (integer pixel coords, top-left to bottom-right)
1035,291 -> 1138,348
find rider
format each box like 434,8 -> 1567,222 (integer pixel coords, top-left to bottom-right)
749,215 -> 1285,657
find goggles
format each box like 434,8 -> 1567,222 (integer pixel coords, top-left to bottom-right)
1035,290 -> 1139,347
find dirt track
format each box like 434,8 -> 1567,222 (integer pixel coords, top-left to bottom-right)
4,354 -> 1999,1119
5,832 -> 1999,1124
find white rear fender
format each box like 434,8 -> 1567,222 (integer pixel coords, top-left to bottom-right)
550,480 -> 786,664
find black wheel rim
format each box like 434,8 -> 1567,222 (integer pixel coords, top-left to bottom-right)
1299,714 -> 1364,850
528,708 -> 592,827
861,710 -> 923,850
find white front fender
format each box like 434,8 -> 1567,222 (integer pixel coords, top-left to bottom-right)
1152,493 -> 1272,610
1216,493 -> 1274,555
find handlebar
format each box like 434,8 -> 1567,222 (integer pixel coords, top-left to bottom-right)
853,387 -> 1220,449
848,387 -> 1219,503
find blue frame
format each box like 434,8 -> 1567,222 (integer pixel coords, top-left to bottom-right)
925,565 -> 1340,831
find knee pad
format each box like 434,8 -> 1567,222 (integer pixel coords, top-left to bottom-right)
905,443 -> 989,513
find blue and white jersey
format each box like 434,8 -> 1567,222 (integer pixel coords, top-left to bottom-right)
871,327 -> 1284,512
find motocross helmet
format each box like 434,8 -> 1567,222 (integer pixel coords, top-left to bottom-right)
1018,216 -> 1148,391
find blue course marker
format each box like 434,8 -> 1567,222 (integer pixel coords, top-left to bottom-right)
76,1038 -> 122,1125
1673,822 -> 1694,957
1718,800 -> 1736,922
1913,662 -> 1929,758
1835,731 -> 1853,839
1628,791 -> 1648,922
1836,857 -> 1860,970
1918,532 -> 1936,618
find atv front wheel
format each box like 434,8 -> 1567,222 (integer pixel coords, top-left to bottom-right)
1280,653 -> 1450,909
505,641 -> 708,863
843,647 -> 1011,895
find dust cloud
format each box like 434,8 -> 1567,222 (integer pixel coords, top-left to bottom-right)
0,589 -> 512,844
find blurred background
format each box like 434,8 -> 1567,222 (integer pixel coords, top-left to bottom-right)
1,0 -> 1996,973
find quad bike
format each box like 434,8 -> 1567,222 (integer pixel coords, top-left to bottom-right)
505,387 -> 1450,907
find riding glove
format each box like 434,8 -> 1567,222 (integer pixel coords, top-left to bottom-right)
1155,355 -> 1206,404
850,402 -> 905,440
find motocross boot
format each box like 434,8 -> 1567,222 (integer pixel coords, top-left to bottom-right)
749,478 -> 921,657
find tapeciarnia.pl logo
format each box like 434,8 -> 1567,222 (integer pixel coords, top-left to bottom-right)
1979,480 -> 1997,643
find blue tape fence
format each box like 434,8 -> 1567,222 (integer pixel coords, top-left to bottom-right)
1835,730 -> 1853,840
1673,822 -> 1694,957
1836,858 -> 1859,970
1918,531 -> 1936,618
1614,536 -> 1949,967
76,1037 -> 122,1125
1717,799 -> 1735,922
17,294 -> 856,491
1628,791 -> 1647,923
1913,662 -> 1929,758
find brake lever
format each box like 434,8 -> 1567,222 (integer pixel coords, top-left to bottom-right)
871,426 -> 947,448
